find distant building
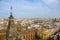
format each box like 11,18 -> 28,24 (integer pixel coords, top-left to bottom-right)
0,29 -> 6,40
18,29 -> 35,40
17,24 -> 23,32
35,28 -> 51,40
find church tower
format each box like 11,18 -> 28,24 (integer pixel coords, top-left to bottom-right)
6,6 -> 17,40
9,6 -> 14,27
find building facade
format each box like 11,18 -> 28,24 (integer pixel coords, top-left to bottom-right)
18,30 -> 35,40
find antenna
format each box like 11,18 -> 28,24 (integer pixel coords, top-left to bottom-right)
10,6 -> 12,15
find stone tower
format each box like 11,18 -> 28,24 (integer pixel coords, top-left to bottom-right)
6,6 -> 17,40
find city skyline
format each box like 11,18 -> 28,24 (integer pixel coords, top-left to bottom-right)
0,0 -> 60,18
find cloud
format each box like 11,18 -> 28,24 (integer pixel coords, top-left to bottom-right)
42,0 -> 59,7
42,0 -> 59,4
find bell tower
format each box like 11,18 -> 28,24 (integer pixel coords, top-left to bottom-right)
6,6 -> 17,40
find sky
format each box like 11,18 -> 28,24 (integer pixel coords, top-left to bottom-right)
0,0 -> 60,18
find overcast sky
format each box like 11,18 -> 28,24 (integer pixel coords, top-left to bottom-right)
0,0 -> 60,18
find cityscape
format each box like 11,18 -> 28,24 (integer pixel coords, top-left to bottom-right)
0,0 -> 60,40
0,7 -> 60,40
